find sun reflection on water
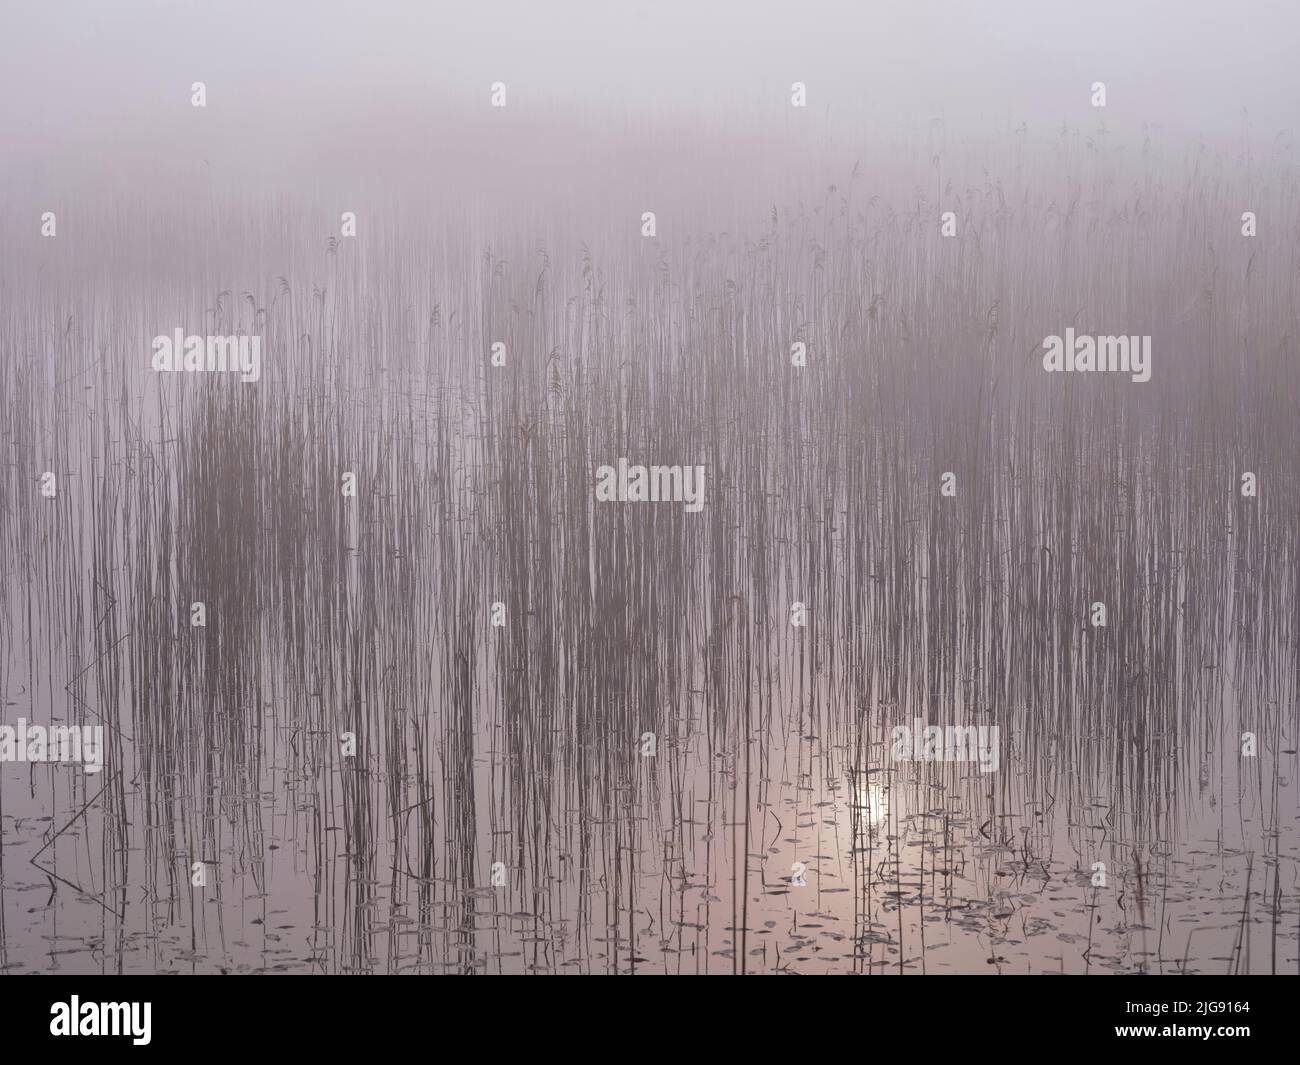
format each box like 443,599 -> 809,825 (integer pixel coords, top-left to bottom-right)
852,772 -> 890,832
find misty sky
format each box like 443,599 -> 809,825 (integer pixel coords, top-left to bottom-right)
4,1 -> 1297,139
1,1 -> 1296,220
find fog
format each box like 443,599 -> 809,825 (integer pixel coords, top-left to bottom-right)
2,0 -> 1297,212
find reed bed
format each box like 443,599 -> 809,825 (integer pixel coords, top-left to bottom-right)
1,127 -> 1297,974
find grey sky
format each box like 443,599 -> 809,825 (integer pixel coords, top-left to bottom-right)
1,1 -> 1296,214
